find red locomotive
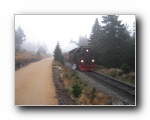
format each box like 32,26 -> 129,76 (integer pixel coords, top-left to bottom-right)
66,46 -> 95,71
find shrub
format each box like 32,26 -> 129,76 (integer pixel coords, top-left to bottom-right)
94,65 -> 105,71
121,64 -> 130,73
72,84 -> 83,98
118,71 -> 123,76
63,72 -> 70,79
91,87 -> 96,100
111,71 -> 117,77
73,74 -> 80,80
71,70 -> 77,77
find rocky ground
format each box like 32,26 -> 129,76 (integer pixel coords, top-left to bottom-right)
64,61 -> 135,105
52,66 -> 75,105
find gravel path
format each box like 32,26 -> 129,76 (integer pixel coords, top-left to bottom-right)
15,58 -> 58,105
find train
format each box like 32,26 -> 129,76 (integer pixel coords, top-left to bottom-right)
65,46 -> 95,71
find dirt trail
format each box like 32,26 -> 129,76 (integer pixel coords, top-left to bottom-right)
15,58 -> 58,105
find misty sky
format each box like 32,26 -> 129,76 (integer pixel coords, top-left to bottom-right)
15,15 -> 135,54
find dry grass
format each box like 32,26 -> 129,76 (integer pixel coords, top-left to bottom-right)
15,50 -> 39,61
61,67 -> 112,105
97,68 -> 135,85
15,50 -> 42,70
52,61 -> 112,105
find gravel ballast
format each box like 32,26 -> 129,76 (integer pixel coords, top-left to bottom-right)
65,61 -> 135,105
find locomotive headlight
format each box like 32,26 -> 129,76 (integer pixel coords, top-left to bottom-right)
86,49 -> 89,52
92,59 -> 94,62
81,60 -> 84,63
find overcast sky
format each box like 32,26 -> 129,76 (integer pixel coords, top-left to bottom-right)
15,15 -> 135,54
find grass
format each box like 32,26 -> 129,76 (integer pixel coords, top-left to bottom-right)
15,50 -> 42,70
96,67 -> 135,85
60,66 -> 112,105
52,61 -> 112,105
15,50 -> 41,61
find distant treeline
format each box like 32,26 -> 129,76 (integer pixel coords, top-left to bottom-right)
15,26 -> 48,55
15,26 -> 26,50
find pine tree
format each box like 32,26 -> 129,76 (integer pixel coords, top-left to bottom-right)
15,26 -> 26,50
125,22 -> 135,70
53,41 -> 64,64
89,18 -> 101,48
101,15 -> 132,67
89,15 -> 135,69
88,18 -> 104,64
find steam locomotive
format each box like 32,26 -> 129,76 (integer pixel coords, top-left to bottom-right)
65,46 -> 95,71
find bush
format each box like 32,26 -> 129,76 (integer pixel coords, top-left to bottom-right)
63,72 -> 70,79
111,71 -> 117,77
91,87 -> 96,100
72,74 -> 80,80
72,84 -> 83,98
94,65 -> 105,71
71,70 -> 77,77
121,64 -> 130,73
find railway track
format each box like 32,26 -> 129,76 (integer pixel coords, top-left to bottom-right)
88,71 -> 135,95
66,61 -> 135,96
65,61 -> 135,104
78,70 -> 135,105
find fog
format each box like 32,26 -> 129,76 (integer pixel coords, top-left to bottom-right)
15,15 -> 135,54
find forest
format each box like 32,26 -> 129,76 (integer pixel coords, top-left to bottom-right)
88,15 -> 135,71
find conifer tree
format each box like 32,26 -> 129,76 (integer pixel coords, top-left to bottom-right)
53,41 -> 64,64
15,26 -> 26,50
88,15 -> 135,69
89,18 -> 102,49
88,18 -> 104,64
101,15 -> 124,67
100,15 -> 132,67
